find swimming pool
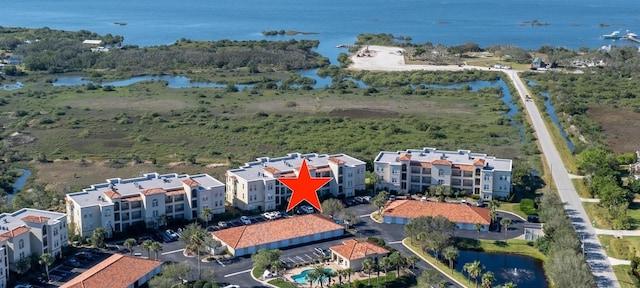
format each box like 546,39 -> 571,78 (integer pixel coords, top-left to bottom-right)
291,268 -> 334,284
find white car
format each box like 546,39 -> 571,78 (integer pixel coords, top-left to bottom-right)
222,285 -> 240,288
240,216 -> 251,225
262,212 -> 276,220
165,229 -> 178,240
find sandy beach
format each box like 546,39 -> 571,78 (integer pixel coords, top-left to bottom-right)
348,45 -> 491,72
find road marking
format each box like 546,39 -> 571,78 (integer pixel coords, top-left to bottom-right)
216,259 -> 225,267
224,269 -> 252,278
161,248 -> 184,255
296,256 -> 306,262
305,254 -> 313,260
359,214 -> 370,218
388,241 -> 403,245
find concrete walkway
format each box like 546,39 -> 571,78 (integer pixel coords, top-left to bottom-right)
595,228 -> 640,236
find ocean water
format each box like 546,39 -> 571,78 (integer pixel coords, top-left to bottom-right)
3,0 -> 640,62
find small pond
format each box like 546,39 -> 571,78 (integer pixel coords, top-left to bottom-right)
0,82 -> 24,91
526,80 -> 575,151
52,75 -> 255,90
455,250 -> 548,288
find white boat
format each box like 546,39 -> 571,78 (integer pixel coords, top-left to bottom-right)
602,31 -> 622,39
626,30 -> 638,38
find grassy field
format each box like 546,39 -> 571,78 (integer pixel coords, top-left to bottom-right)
572,178 -> 592,198
585,202 -> 640,230
613,265 -> 640,288
1,70 -> 526,197
598,234 -> 640,260
498,203 -> 528,219
455,238 -> 546,262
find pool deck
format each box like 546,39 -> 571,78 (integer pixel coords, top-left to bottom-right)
284,261 -> 388,284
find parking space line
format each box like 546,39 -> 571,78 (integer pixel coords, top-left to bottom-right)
161,248 -> 184,255
388,241 -> 402,245
305,254 -> 313,260
288,257 -> 296,264
224,269 -> 252,278
296,256 -> 306,262
359,214 -> 370,218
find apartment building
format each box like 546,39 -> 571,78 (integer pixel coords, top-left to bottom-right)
226,153 -> 366,211
0,208 -> 67,287
374,148 -> 513,200
66,173 -> 225,238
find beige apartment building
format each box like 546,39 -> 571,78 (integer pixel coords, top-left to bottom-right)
374,148 -> 513,200
226,153 -> 366,211
0,208 -> 68,288
66,173 -> 225,238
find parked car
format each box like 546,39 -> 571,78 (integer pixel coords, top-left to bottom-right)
165,229 -> 179,240
302,206 -> 315,214
389,195 -> 397,201
240,216 -> 251,225
68,259 -> 83,267
314,247 -> 331,257
475,200 -> 484,207
354,196 -> 364,204
343,198 -> 354,207
218,221 -> 228,228
527,215 -> 540,223
75,251 -> 92,260
362,196 -> 371,203
153,231 -> 164,242
263,212 -> 278,220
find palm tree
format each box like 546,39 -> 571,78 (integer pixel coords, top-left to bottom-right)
501,218 -> 513,240
481,271 -> 495,288
142,239 -> 153,258
190,229 -> 207,279
123,238 -> 137,256
502,281 -> 517,288
443,246 -> 459,273
474,223 -> 483,240
200,207 -> 212,227
362,258 -> 375,286
344,268 -> 354,288
489,210 -> 499,231
150,241 -> 162,260
388,251 -> 406,277
380,256 -> 393,280
336,269 -> 346,287
91,227 -> 107,248
312,265 -> 329,288
305,270 -> 317,288
326,270 -> 337,287
39,253 -> 54,280
463,260 -> 483,288
406,255 -> 420,270
271,261 -> 283,280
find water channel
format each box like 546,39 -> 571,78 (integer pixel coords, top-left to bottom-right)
525,80 -> 575,151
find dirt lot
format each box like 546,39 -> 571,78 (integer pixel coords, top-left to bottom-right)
587,106 -> 640,153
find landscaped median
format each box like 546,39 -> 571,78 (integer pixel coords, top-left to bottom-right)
403,238 -> 469,288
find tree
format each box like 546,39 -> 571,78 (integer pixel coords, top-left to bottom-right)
148,275 -> 175,288
180,223 -> 206,247
124,238 -> 137,256
336,269 -> 346,286
489,210 -> 499,231
474,223 -> 483,240
380,256 -> 393,279
252,249 -> 282,272
189,229 -> 208,279
502,282 -> 517,288
362,258 -> 375,286
200,207 -> 212,227
321,198 -> 345,218
305,270 -> 319,288
344,267 -> 354,288
91,227 -> 106,248
39,253 -> 54,280
338,210 -> 360,229
388,251 -> 406,276
150,241 -> 163,260
407,255 -> 420,269
161,263 -> 191,284
312,264 -> 330,288
372,190 -> 390,213
463,260 -> 483,288
443,246 -> 459,273
481,271 -> 495,288
500,218 -> 513,240
417,269 -> 444,288
142,239 -> 153,258
271,260 -> 284,280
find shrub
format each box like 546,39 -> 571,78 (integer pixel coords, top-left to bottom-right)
610,238 -> 631,259
193,280 -> 207,288
519,199 -> 537,215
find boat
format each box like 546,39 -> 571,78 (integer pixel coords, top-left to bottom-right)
602,30 -> 621,39
114,22 -> 127,26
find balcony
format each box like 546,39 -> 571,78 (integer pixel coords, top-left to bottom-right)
165,197 -> 173,203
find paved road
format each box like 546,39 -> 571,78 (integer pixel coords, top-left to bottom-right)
505,70 -> 620,288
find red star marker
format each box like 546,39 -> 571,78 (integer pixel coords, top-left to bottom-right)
278,159 -> 331,213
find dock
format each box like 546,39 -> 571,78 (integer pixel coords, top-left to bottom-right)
626,36 -> 640,43
336,44 -> 357,48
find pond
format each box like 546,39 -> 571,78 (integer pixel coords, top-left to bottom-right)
455,250 -> 548,288
0,82 -> 24,91
52,75 -> 255,90
7,169 -> 31,204
526,80 -> 575,151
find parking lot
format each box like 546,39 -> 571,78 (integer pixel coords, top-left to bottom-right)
207,211 -> 293,232
48,249 -> 111,286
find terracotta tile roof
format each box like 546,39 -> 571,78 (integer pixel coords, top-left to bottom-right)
296,165 -> 316,171
165,189 -> 185,196
21,215 -> 50,223
398,153 -> 412,161
381,200 -> 490,225
121,196 -> 142,202
420,162 -> 433,168
453,164 -> 475,171
315,166 -> 333,173
0,226 -> 30,241
328,157 -> 346,165
182,178 -> 200,187
330,239 -> 389,260
141,188 -> 166,196
61,254 -> 162,288
279,172 -> 297,178
264,166 -> 282,174
431,159 -> 452,166
473,158 -> 486,166
104,190 -> 122,199
212,214 -> 343,249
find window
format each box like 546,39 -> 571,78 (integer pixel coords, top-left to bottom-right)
484,175 -> 490,181
153,210 -> 158,217
391,177 -> 398,183
437,179 -> 444,185
483,184 -> 490,190
53,228 -> 58,236
438,169 -> 444,176
19,252 -> 24,259
152,199 -> 158,207
391,167 -> 398,174
18,239 -> 24,249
